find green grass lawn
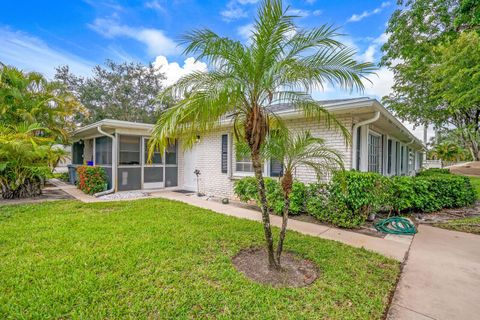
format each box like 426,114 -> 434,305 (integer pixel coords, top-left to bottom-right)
0,199 -> 399,319
469,176 -> 480,200
435,216 -> 480,235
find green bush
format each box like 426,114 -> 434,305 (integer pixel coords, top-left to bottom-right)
421,174 -> 476,208
233,170 -> 477,229
416,168 -> 450,176
76,166 -> 108,195
233,177 -> 307,215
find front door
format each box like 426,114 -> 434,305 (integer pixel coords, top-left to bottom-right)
183,145 -> 199,191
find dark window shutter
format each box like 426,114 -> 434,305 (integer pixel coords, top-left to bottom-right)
270,158 -> 283,177
221,134 -> 228,173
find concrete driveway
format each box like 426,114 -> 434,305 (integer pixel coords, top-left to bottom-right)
388,225 -> 480,320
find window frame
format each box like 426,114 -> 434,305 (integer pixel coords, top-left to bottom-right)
367,131 -> 382,173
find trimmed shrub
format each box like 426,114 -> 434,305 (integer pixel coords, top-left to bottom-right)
323,171 -> 388,227
421,174 -> 476,208
416,168 -> 450,176
233,177 -> 307,215
77,166 -> 108,195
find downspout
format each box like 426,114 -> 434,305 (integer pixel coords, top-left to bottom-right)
352,111 -> 380,170
94,126 -> 116,197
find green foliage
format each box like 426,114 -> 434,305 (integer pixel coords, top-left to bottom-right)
233,177 -> 307,215
55,60 -> 169,125
76,166 -> 107,195
235,170 -> 477,228
0,64 -> 80,198
417,168 -> 450,176
382,0 -> 480,160
421,174 -> 476,208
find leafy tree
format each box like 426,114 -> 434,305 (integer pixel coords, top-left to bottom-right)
1,63 -> 84,143
150,0 -> 373,269
381,0 -> 480,159
55,60 -> 169,124
428,141 -> 470,166
263,131 -> 343,264
0,64 -> 81,198
428,32 -> 480,160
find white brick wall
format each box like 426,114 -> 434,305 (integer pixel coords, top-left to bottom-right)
177,115 -> 353,198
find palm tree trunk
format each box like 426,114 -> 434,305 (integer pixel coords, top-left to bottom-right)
276,170 -> 292,266
251,150 -> 278,270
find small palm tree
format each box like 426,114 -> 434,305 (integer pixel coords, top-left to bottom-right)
264,130 -> 344,265
150,0 -> 374,269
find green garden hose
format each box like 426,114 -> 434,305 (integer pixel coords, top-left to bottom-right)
374,217 -> 417,235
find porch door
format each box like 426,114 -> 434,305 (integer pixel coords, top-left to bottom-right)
143,138 -> 164,189
183,144 -> 199,191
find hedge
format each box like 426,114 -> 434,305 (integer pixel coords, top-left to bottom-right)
76,166 -> 108,195
233,169 -> 477,228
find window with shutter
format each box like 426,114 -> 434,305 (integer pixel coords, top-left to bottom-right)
269,158 -> 283,177
221,134 -> 228,173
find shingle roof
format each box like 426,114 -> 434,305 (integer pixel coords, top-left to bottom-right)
267,97 -> 373,113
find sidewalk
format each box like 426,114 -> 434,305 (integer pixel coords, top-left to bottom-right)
152,191 -> 412,262
388,225 -> 480,319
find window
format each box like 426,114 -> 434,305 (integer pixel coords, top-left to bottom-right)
270,158 -> 283,177
144,139 -> 162,165
387,139 -> 392,174
221,134 -> 228,173
368,134 -> 381,173
95,136 -> 112,165
119,136 -> 140,165
355,127 -> 361,170
400,146 -> 405,173
236,156 -> 253,173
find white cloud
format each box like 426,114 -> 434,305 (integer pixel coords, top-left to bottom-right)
221,0 -> 259,21
152,55 -> 207,86
144,0 -> 166,13
348,2 -> 391,22
288,8 -> 311,17
0,27 -> 93,78
237,23 -> 254,41
89,18 -> 178,56
312,10 -> 322,16
221,1 -> 248,21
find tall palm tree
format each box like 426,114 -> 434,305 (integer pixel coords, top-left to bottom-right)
150,0 -> 374,269
264,131 -> 344,265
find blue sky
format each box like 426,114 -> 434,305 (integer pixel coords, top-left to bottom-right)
2,0 -> 428,138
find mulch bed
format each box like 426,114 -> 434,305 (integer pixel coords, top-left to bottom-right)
232,247 -> 319,288
0,182 -> 73,206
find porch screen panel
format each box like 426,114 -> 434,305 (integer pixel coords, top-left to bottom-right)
119,136 -> 140,165
117,167 -> 141,191
144,139 -> 162,164
144,167 -> 163,183
95,136 -> 112,165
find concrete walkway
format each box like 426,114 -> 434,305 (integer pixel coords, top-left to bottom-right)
388,225 -> 480,320
152,191 -> 412,262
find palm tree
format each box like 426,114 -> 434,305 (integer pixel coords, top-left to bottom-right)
0,63 -> 84,144
150,0 -> 374,269
0,123 -> 53,199
264,131 -> 344,265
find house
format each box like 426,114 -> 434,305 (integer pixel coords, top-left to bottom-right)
69,97 -> 425,197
